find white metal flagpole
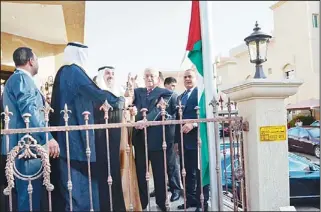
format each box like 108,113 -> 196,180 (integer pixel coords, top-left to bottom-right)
199,1 -> 224,211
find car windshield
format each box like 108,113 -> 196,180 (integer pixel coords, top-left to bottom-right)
288,153 -> 320,171
311,121 -> 320,126
307,128 -> 320,138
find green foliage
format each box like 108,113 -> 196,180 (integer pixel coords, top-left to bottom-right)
288,115 -> 316,127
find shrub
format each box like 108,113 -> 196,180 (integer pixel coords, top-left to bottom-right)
288,115 -> 315,127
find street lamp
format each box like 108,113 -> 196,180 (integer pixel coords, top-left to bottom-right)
244,21 -> 272,79
44,76 -> 54,94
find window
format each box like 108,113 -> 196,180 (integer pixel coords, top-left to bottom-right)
288,128 -> 299,137
285,69 -> 295,79
268,68 -> 272,75
299,128 -> 309,138
312,14 -> 319,28
307,128 -> 320,138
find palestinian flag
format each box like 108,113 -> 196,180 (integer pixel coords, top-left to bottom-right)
185,1 -> 210,186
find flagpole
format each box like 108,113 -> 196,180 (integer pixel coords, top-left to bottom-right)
199,1 -> 224,211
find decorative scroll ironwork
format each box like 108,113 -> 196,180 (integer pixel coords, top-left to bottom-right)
1,105 -> 13,211
3,125 -> 53,212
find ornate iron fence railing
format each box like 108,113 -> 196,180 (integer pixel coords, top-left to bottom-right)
1,98 -> 247,212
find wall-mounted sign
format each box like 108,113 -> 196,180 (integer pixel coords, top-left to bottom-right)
260,125 -> 287,142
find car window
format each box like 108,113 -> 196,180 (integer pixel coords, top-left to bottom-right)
311,121 -> 320,127
299,128 -> 309,138
288,153 -> 320,172
307,128 -> 320,138
288,128 -> 299,137
288,157 -> 309,171
225,159 -> 240,172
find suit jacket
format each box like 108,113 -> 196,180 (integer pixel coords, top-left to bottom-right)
175,87 -> 198,150
1,70 -> 53,155
132,87 -> 177,151
166,92 -> 178,143
50,64 -> 125,162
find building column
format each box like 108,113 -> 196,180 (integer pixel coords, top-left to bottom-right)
222,79 -> 302,211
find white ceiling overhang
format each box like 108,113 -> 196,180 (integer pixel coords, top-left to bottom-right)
1,2 -> 68,44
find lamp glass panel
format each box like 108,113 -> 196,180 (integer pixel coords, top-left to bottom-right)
258,39 -> 268,61
248,40 -> 257,61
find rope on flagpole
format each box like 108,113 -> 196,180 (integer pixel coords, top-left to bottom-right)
180,51 -> 188,68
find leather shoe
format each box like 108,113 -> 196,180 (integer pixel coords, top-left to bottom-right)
177,203 -> 197,210
170,191 -> 180,202
150,190 -> 156,197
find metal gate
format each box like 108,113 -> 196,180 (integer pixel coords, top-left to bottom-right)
1,97 -> 247,211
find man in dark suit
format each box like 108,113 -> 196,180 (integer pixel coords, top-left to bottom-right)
150,76 -> 182,202
175,69 -> 209,212
163,77 -> 182,201
132,68 -> 177,211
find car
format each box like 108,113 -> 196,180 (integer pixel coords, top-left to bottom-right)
288,127 -> 320,158
220,145 -> 320,204
310,120 -> 320,127
218,123 -> 223,137
219,123 -> 230,137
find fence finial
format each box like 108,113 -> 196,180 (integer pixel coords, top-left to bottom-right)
60,104 -> 72,122
1,105 -> 13,129
22,113 -> 32,128
158,97 -> 167,116
82,111 -> 91,121
100,100 -> 113,120
140,108 -> 148,121
227,97 -> 232,114
209,96 -> 219,115
41,102 -> 54,122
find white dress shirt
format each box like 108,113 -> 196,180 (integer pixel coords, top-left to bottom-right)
16,67 -> 33,78
184,86 -> 196,100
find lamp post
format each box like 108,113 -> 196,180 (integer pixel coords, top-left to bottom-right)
244,21 -> 272,79
43,76 -> 53,104
44,76 -> 54,92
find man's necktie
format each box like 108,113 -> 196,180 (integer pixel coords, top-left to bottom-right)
181,89 -> 191,106
147,88 -> 152,96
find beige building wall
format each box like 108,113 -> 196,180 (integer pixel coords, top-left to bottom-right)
1,1 -> 85,90
1,32 -> 65,88
216,1 -> 320,105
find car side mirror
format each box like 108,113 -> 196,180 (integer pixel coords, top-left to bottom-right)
303,136 -> 309,140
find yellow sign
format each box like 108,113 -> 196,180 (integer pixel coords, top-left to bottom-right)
260,125 -> 287,142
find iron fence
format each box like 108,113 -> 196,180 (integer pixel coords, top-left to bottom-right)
1,97 -> 247,211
